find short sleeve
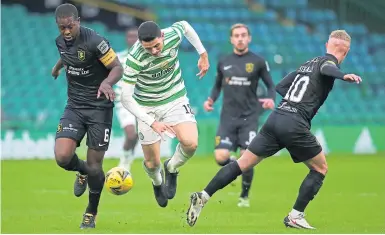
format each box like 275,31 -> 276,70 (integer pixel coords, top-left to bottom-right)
90,34 -> 117,66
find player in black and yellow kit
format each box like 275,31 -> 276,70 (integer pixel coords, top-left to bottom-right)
51,4 -> 123,229
203,24 -> 275,207
187,30 -> 362,229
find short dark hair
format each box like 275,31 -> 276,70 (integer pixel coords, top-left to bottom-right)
138,21 -> 161,42
230,23 -> 250,36
55,3 -> 78,21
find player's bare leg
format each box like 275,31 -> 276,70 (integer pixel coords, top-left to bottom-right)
284,151 -> 327,230
54,138 -> 88,197
164,121 -> 198,199
214,149 -> 238,186
142,141 -> 168,207
119,124 -> 138,171
215,149 -> 253,207
79,148 -> 105,229
187,150 -> 263,226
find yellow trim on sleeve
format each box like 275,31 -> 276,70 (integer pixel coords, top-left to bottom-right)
100,48 -> 117,66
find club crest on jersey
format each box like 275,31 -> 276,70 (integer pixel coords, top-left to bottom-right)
215,136 -> 221,146
245,63 -> 254,73
169,48 -> 176,57
78,50 -> 86,61
57,123 -> 63,133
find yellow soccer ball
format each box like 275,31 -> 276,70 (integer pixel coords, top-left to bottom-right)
105,167 -> 133,195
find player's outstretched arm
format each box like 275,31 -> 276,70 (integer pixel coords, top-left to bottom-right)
52,58 -> 63,79
120,82 -> 175,138
260,61 -> 276,100
91,36 -> 124,100
259,60 -> 276,109
204,63 -> 223,112
173,21 -> 209,78
275,71 -> 297,97
102,57 -> 124,85
320,61 -> 361,84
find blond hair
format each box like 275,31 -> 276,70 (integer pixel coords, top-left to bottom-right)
329,30 -> 351,42
230,23 -> 250,36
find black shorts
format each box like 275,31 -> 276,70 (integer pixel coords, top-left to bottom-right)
248,111 -> 322,163
215,114 -> 259,152
55,106 -> 113,151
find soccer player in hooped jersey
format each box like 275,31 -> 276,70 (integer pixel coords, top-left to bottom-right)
120,21 -> 209,207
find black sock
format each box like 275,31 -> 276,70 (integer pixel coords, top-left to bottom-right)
217,157 -> 236,167
60,154 -> 87,175
73,154 -> 87,175
86,170 -> 105,215
293,170 -> 325,212
204,161 -> 242,197
240,168 -> 254,198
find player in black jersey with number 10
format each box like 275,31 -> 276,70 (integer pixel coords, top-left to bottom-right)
186,30 -> 361,229
51,4 -> 123,229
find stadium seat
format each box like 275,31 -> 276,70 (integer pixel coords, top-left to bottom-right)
2,1 -> 384,131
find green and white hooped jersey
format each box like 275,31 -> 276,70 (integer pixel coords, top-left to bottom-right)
122,22 -> 186,106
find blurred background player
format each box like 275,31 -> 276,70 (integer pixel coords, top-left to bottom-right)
121,21 -> 209,208
187,30 -> 362,229
51,4 -> 123,229
115,27 -> 139,170
203,23 -> 275,207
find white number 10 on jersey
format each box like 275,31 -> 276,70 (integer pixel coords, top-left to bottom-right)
284,74 -> 310,103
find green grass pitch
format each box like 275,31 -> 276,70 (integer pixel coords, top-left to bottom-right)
1,154 -> 384,233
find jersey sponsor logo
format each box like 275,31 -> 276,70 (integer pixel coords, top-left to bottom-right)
67,66 -> 90,76
223,65 -> 232,70
277,101 -> 298,113
245,63 -> 254,73
226,76 -> 251,86
63,123 -> 78,133
97,40 -> 110,54
77,49 -> 86,61
151,63 -> 176,78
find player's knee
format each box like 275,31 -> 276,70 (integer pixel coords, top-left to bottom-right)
87,163 -> 103,176
180,138 -> 198,156
316,163 -> 328,176
54,149 -> 73,168
214,151 -> 230,166
143,158 -> 160,169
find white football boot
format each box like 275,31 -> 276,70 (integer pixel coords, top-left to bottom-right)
186,192 -> 206,227
283,212 -> 315,229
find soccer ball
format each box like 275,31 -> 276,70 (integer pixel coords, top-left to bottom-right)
105,167 -> 133,195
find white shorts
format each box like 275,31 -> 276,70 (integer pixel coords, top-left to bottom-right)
137,95 -> 196,145
115,105 -> 136,129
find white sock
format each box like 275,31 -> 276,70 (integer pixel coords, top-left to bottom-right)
201,190 -> 210,203
123,150 -> 131,159
290,209 -> 302,217
143,162 -> 162,186
167,143 -> 190,173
